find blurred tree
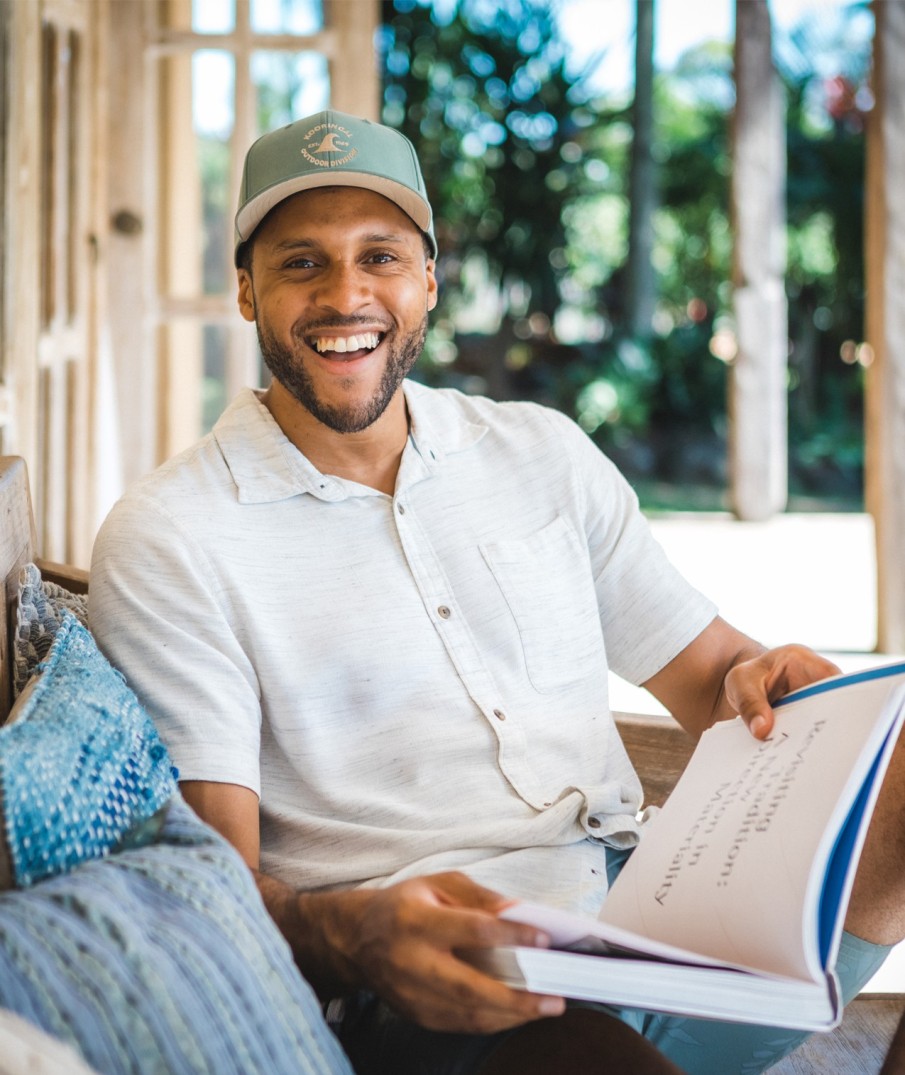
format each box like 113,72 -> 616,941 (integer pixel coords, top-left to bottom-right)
780,4 -> 873,504
626,0 -> 656,343
378,0 -> 872,510
378,0 -> 599,401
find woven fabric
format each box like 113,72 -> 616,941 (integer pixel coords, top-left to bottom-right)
13,562 -> 89,698
0,612 -> 177,888
0,797 -> 353,1075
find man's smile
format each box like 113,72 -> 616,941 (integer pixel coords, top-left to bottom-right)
312,331 -> 381,354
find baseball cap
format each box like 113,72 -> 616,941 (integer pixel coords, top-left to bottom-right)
234,109 -> 436,264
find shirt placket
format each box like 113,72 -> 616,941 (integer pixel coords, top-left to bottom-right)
392,460 -> 553,810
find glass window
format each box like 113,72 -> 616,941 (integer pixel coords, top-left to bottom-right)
202,323 -> 230,431
153,0 -> 377,451
193,50 -> 235,294
251,0 -> 323,35
192,0 -> 236,34
251,50 -> 329,130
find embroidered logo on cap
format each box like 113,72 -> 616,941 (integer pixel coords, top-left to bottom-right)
301,120 -> 358,169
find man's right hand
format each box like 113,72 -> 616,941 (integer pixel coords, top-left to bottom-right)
265,869 -> 567,1034
180,780 -> 563,1033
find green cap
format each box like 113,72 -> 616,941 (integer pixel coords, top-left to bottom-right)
234,110 -> 436,264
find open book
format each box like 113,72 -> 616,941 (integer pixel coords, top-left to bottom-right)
468,661 -> 905,1031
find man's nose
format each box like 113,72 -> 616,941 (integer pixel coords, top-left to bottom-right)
311,261 -> 371,312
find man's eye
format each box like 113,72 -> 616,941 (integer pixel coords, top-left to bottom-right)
368,251 -> 396,264
284,257 -> 316,270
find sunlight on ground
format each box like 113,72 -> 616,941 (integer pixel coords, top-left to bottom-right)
609,511 -> 884,718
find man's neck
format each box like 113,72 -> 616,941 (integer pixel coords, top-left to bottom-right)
262,385 -> 409,496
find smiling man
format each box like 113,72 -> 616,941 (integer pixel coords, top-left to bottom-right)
89,111 -> 904,1075
238,182 -> 435,493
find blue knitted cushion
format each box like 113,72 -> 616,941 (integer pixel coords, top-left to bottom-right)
0,798 -> 353,1075
13,562 -> 89,697
0,612 -> 178,888
0,608 -> 353,1074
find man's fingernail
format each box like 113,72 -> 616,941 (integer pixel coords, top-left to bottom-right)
538,997 -> 565,1016
751,715 -> 768,737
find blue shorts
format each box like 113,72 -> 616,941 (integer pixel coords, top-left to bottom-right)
332,846 -> 892,1075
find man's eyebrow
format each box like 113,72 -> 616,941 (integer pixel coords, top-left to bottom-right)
271,232 -> 411,253
271,238 -> 317,253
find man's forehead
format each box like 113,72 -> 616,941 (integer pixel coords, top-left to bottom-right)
256,186 -> 423,243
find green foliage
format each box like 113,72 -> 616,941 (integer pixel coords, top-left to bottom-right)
380,0 -> 590,316
379,0 -> 872,509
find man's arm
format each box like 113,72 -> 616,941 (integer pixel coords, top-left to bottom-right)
179,780 -> 566,1034
642,615 -> 841,741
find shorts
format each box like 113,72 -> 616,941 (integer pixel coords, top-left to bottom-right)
331,846 -> 892,1075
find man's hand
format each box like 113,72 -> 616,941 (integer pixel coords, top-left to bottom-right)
180,782 -> 562,1033
724,644 -> 841,740
272,870 -> 566,1034
643,617 -> 840,740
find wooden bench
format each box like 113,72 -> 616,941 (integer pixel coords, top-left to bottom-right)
0,454 -> 902,1072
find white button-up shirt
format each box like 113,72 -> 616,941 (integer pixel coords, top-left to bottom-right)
90,383 -> 716,915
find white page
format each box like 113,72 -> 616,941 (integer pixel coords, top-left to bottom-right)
599,668 -> 905,982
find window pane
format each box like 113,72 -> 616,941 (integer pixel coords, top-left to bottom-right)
203,323 -> 230,432
193,50 -> 235,295
251,0 -> 323,35
252,50 -> 328,131
192,0 -> 236,34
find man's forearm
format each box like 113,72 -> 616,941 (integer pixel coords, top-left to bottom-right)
250,868 -> 567,1034
253,869 -> 367,999
643,619 -> 767,739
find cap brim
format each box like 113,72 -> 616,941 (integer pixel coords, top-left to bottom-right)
235,172 -> 434,250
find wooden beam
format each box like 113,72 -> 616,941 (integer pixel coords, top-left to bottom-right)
327,0 -> 379,119
0,457 -> 36,722
729,0 -> 788,521
865,0 -> 905,653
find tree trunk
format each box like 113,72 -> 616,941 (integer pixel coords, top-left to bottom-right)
626,0 -> 656,342
729,0 -> 788,521
865,0 -> 905,653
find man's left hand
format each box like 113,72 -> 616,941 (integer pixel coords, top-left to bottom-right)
724,644 -> 841,739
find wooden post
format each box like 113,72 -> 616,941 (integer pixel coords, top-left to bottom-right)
626,0 -> 656,342
865,1 -> 905,653
729,0 -> 788,521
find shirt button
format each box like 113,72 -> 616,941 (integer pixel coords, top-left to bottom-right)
438,605 -> 451,619
588,817 -> 601,829
493,708 -> 506,721
397,503 -> 406,514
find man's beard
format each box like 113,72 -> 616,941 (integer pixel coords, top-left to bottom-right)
256,315 -> 427,434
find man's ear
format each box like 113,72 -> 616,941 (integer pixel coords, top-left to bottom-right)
237,269 -> 256,322
426,259 -> 439,312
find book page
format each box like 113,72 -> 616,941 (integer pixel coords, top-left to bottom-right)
598,666 -> 905,983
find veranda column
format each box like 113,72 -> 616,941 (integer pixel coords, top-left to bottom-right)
865,0 -> 905,652
729,0 -> 788,520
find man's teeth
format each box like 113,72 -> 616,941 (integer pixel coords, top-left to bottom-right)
314,333 -> 380,353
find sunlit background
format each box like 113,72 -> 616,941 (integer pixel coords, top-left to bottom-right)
182,0 -> 872,518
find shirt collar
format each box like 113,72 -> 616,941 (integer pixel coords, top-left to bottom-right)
213,382 -> 487,504
402,380 -> 487,471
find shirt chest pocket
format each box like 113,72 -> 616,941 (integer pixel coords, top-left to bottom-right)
479,516 -> 605,694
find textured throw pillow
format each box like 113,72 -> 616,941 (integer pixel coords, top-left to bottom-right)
0,798 -> 354,1075
0,607 -> 353,1074
13,562 -> 89,698
0,612 -> 177,889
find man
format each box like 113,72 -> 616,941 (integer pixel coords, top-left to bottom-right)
89,111 -> 904,1074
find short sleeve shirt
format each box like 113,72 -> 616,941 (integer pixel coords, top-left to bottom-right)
89,382 -> 717,915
